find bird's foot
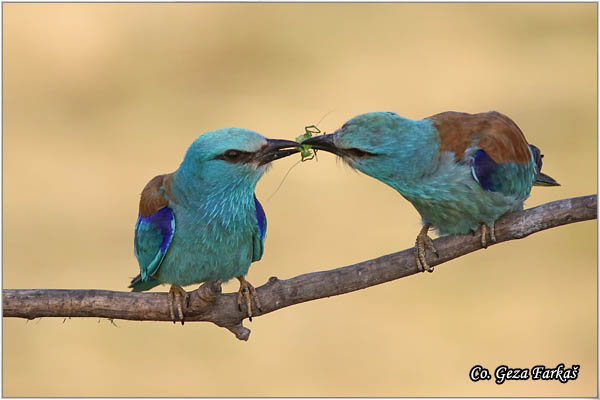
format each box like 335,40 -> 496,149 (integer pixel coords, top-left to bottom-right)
479,222 -> 497,249
168,284 -> 189,325
236,276 -> 262,322
415,223 -> 438,273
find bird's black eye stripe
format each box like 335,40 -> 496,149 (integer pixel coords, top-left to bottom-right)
215,149 -> 253,163
345,148 -> 374,158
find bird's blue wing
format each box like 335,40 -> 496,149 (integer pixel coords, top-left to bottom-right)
471,149 -> 535,199
134,207 -> 175,281
252,195 -> 267,262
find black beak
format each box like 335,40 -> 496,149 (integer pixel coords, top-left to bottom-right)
301,133 -> 342,156
256,139 -> 300,166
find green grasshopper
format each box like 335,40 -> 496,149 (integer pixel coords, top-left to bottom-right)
296,125 -> 322,162
267,124 -> 323,201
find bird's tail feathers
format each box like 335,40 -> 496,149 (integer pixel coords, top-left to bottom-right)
129,274 -> 160,292
534,172 -> 560,187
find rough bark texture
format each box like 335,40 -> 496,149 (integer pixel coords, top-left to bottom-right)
3,195 -> 597,340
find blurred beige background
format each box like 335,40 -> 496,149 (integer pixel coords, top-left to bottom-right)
3,3 -> 597,397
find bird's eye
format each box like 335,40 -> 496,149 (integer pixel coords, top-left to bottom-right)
223,150 -> 242,162
346,148 -> 369,158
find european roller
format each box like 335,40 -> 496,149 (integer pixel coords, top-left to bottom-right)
303,111 -> 559,272
129,128 -> 299,322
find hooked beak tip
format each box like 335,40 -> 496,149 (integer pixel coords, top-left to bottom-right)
301,133 -> 340,155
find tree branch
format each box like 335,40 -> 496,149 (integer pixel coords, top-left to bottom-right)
3,194 -> 596,340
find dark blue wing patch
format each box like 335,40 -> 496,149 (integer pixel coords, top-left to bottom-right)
134,207 -> 175,281
254,195 -> 266,241
472,149 -> 500,192
251,195 -> 267,262
472,148 -> 538,198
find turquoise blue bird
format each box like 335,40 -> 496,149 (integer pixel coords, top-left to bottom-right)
303,111 -> 559,272
129,128 -> 299,322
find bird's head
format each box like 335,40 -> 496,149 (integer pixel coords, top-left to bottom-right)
178,128 -> 299,189
302,112 -> 430,183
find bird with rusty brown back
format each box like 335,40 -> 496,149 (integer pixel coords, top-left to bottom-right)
303,111 -> 559,272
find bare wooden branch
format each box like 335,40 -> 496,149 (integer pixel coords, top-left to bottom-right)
3,194 -> 596,341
